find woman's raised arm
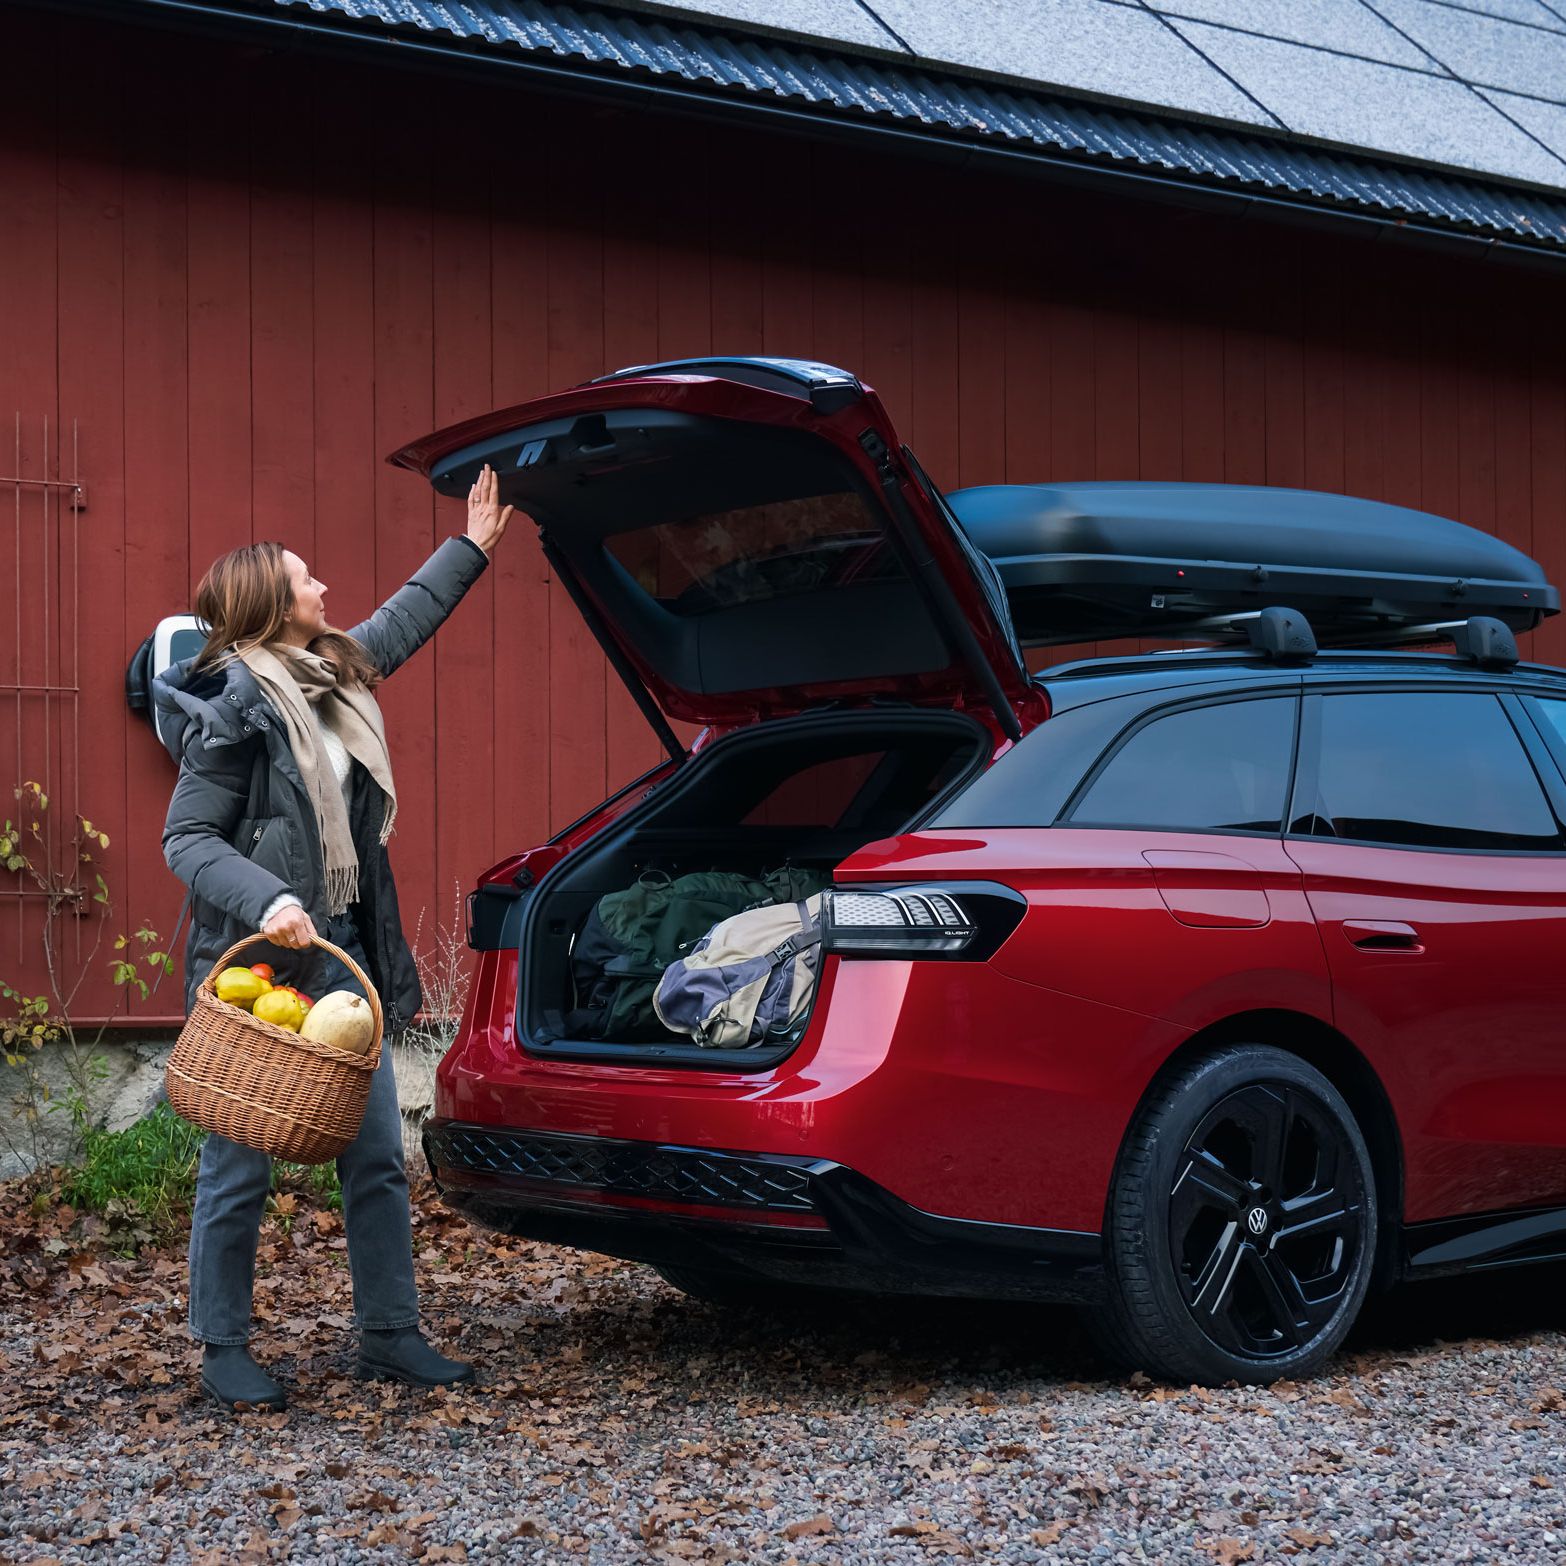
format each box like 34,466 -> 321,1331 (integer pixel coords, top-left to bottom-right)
343,465 -> 513,681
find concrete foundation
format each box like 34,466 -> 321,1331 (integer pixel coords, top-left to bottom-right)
0,1033 -> 445,1180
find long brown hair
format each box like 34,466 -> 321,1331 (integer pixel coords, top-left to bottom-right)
191,541 -> 382,689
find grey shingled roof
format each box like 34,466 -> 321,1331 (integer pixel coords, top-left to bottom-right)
147,0 -> 1566,248
616,0 -> 1566,192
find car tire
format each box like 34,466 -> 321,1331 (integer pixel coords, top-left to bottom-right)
1088,1045 -> 1378,1385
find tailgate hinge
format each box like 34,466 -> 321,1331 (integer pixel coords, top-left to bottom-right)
858,427 -> 892,467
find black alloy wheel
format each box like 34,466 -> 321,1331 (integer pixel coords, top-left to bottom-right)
1171,1083 -> 1363,1359
1088,1046 -> 1378,1385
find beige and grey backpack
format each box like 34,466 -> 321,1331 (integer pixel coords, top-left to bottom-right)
653,895 -> 823,1048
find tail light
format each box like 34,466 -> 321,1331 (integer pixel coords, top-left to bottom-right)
820,883 -> 1024,960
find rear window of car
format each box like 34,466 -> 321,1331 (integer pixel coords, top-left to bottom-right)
605,491 -> 900,617
1065,696 -> 1296,834
1524,697 -> 1566,763
743,752 -> 886,827
925,692 -> 1152,829
1292,692 -> 1560,852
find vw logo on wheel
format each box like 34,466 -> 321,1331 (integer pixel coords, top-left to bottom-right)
1246,1206 -> 1270,1236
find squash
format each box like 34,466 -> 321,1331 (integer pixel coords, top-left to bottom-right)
298,990 -> 376,1055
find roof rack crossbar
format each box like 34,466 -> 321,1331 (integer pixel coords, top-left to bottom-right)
1137,608 -> 1527,671
1339,617 -> 1520,668
1210,613 -> 1521,670
1159,607 -> 1318,659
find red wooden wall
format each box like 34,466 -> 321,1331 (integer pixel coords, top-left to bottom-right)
4,6 -> 1566,1024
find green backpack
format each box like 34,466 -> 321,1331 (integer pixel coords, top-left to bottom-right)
567,868 -> 827,1040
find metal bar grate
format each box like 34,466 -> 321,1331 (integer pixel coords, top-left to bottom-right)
3,416 -> 84,967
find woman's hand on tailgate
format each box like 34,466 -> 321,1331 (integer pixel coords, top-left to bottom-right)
466,464 -> 515,556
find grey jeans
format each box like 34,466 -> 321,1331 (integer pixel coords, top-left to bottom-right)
186,911 -> 420,1345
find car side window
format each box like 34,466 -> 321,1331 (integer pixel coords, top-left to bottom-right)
1525,698 -> 1566,769
1294,692 -> 1559,852
1066,697 -> 1296,834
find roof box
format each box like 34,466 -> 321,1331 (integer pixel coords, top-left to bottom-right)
947,481 -> 1559,647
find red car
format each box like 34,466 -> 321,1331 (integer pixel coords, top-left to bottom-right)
393,359 -> 1566,1384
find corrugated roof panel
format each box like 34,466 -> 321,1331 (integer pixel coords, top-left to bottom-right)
245,0 -> 1566,248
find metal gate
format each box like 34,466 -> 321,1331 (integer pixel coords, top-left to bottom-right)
2,415 -> 86,975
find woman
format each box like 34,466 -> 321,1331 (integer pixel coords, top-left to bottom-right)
153,468 -> 514,1410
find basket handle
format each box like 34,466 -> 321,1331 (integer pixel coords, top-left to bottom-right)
202,932 -> 384,1050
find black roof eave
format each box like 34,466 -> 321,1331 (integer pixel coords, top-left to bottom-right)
32,0 -> 1566,266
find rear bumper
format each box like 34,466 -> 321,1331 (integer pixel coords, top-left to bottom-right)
424,1120 -> 1104,1304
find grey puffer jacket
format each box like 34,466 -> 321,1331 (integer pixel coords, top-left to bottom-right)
153,536 -> 489,1031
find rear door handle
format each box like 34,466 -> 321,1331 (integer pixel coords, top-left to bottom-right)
1341,919 -> 1423,953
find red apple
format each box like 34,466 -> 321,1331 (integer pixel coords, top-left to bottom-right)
250,962 -> 275,982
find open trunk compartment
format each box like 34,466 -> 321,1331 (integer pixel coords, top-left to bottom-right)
517,711 -> 991,1069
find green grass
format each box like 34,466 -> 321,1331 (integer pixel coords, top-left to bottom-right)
60,1102 -> 342,1250
280,1158 -> 344,1212
61,1102 -> 206,1236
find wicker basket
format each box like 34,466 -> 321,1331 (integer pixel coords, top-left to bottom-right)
166,934 -> 384,1164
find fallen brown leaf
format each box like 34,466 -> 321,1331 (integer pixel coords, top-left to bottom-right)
1206,1539 -> 1255,1566
1284,1527 -> 1334,1550
782,1513 -> 833,1540
351,1489 -> 401,1513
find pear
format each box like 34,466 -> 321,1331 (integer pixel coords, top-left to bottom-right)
252,987 -> 307,1032
214,967 -> 271,1010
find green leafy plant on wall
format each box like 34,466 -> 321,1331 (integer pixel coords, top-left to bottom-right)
1,779 -> 351,1247
1,779 -> 173,1174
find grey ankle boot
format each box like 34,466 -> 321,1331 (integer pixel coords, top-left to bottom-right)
201,1344 -> 287,1410
358,1327 -> 474,1387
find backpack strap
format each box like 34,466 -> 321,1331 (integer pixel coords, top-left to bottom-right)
767,901 -> 822,965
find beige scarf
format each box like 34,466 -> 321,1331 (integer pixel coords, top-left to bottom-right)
237,642 -> 397,915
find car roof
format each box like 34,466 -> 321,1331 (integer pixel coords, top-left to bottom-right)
1036,648 -> 1566,713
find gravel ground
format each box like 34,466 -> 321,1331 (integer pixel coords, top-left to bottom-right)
1,1183 -> 1564,1566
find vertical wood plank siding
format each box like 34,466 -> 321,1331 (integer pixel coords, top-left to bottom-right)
4,10 -> 1566,1022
